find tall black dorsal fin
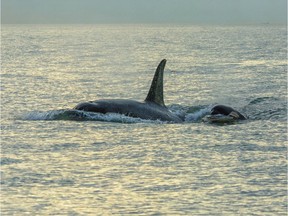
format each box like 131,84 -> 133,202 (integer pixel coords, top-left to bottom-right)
145,59 -> 166,107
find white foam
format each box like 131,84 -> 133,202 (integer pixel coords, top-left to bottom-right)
184,107 -> 211,122
21,109 -> 165,124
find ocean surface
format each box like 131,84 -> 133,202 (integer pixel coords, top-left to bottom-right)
1,24 -> 287,215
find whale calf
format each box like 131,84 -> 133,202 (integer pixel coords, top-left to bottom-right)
74,59 -> 183,123
210,105 -> 247,120
202,105 -> 247,123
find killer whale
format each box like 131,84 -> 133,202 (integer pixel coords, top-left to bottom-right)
202,105 -> 247,123
210,105 -> 247,120
74,59 -> 183,123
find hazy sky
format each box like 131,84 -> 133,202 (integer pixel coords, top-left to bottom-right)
2,0 -> 287,24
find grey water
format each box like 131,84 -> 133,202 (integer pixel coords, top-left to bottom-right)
1,24 -> 287,215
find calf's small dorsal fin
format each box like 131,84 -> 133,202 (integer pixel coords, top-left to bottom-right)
145,59 -> 166,107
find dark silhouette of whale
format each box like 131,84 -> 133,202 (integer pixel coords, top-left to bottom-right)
210,105 -> 247,120
73,59 -> 183,123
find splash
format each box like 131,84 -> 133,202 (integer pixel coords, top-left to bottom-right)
184,106 -> 211,122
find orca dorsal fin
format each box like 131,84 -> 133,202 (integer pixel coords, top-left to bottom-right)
145,59 -> 166,107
